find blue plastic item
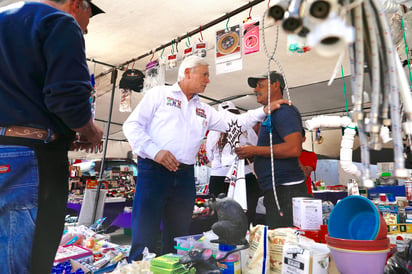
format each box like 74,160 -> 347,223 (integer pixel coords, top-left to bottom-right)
328,195 -> 381,240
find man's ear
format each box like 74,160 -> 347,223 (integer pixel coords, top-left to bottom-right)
69,0 -> 81,14
270,80 -> 279,90
184,68 -> 192,79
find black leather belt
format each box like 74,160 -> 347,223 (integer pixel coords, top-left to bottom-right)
138,157 -> 194,171
177,163 -> 194,170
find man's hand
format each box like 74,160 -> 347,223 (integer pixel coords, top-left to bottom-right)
264,98 -> 291,114
71,118 -> 103,151
154,150 -> 179,172
235,145 -> 257,159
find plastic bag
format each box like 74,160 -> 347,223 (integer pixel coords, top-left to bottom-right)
384,239 -> 412,274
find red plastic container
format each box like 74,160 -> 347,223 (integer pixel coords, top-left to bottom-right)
325,235 -> 389,251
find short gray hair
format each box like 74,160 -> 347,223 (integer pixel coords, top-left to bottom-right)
48,0 -> 69,3
177,55 -> 209,82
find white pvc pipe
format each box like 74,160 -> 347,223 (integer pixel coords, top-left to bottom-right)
340,124 -> 362,178
380,126 -> 392,143
396,57 -> 412,134
305,115 -> 352,130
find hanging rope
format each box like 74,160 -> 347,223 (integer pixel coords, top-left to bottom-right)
160,48 -> 165,59
150,50 -> 155,62
400,12 -> 412,89
244,6 -> 253,22
198,26 -> 204,42
185,32 -> 191,48
261,8 -> 285,216
341,65 -> 350,117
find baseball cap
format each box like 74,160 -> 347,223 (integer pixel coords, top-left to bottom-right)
85,0 -> 104,17
248,71 -> 285,91
119,69 -> 145,92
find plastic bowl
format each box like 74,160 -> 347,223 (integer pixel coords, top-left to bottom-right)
325,235 -> 389,251
328,244 -> 388,274
328,195 -> 387,240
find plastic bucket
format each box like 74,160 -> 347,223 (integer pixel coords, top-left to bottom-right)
328,245 -> 388,274
328,195 -> 387,240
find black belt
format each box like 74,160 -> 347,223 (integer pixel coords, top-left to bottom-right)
178,163 -> 194,170
138,157 -> 194,171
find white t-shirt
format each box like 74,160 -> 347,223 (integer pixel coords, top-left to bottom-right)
206,124 -> 258,176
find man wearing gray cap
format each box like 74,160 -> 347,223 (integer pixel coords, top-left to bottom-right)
236,71 -> 309,228
0,1 -> 104,273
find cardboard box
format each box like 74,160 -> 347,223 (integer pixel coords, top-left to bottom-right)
293,197 -> 322,230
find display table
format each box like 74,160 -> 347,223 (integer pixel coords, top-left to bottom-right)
105,212 -> 132,233
313,190 -> 347,205
105,212 -> 217,235
66,199 -> 133,228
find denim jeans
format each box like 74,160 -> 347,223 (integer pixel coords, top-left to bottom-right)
0,145 -> 38,274
0,135 -> 71,274
128,158 -> 196,261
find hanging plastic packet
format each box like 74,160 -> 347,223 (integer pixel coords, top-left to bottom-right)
119,89 -> 132,112
194,41 -> 208,58
183,46 -> 193,59
143,59 -> 165,92
166,54 -> 177,70
243,19 -> 260,55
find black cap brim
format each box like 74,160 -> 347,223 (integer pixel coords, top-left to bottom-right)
248,74 -> 267,88
87,0 -> 104,17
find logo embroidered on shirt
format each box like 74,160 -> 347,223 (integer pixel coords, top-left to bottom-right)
0,165 -> 10,173
166,97 -> 182,109
196,108 -> 207,118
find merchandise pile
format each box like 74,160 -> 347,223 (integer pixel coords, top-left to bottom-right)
52,219 -> 131,274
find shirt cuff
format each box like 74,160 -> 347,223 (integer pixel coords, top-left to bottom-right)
145,143 -> 161,160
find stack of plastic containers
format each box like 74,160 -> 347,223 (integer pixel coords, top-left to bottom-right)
326,195 -> 389,274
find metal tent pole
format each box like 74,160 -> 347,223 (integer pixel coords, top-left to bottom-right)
91,68 -> 118,225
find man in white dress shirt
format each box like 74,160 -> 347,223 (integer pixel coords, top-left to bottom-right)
123,56 -> 289,261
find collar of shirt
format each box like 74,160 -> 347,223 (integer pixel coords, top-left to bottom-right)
171,82 -> 200,103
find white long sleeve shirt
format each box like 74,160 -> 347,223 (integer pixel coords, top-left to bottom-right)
123,83 -> 266,165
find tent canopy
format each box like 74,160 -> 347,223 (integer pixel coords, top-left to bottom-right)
1,0 -> 409,160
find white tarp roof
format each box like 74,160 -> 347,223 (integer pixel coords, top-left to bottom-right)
2,0 -> 411,159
